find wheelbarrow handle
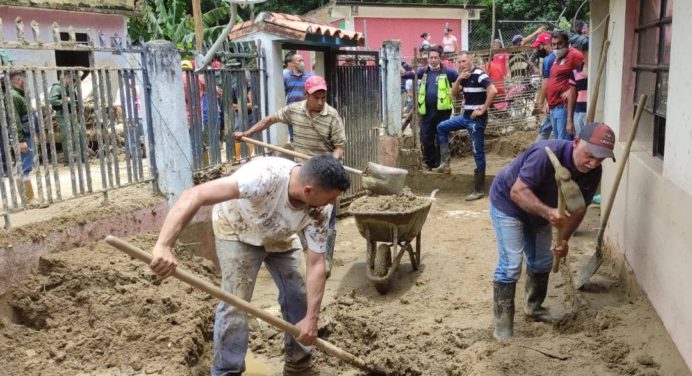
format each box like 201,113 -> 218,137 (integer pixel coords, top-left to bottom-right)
104,236 -> 374,373
240,137 -> 364,175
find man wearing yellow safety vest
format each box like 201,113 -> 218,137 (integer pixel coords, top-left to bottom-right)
403,45 -> 459,169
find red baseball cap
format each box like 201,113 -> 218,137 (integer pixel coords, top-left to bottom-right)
305,75 -> 327,94
531,32 -> 552,48
579,122 -> 616,160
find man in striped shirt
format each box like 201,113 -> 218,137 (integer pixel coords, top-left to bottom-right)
283,52 -> 313,142
234,75 -> 345,277
434,51 -> 497,201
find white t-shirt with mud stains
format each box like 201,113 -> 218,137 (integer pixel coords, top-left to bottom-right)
212,157 -> 331,253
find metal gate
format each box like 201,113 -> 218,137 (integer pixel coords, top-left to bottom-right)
332,51 -> 382,202
181,41 -> 268,174
1,22 -> 154,228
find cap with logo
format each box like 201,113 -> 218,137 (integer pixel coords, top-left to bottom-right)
579,122 -> 616,160
304,75 -> 327,94
531,32 -> 553,48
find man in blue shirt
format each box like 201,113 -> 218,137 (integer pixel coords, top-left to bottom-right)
433,51 -> 497,201
402,45 -> 459,170
283,53 -> 313,142
488,123 -> 616,341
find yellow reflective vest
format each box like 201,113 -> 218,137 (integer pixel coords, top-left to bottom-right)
417,71 -> 453,115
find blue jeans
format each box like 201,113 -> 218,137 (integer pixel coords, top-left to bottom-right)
212,239 -> 312,375
437,114 -> 487,170
573,111 -> 586,137
21,137 -> 34,178
0,137 -> 33,178
490,203 -> 553,284
549,104 -> 573,141
537,115 -> 552,140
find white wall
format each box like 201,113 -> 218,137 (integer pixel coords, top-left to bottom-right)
597,0 -> 692,370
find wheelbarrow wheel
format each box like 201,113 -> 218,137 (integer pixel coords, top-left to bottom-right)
373,244 -> 392,294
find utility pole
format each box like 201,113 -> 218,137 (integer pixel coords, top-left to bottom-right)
192,0 -> 204,51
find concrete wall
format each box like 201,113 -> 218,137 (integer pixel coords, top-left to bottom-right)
596,0 -> 692,370
1,6 -> 130,84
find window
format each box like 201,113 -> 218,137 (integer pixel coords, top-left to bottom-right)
633,0 -> 671,158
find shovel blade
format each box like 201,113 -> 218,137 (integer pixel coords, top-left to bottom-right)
575,248 -> 604,290
562,180 -> 586,213
361,162 -> 408,195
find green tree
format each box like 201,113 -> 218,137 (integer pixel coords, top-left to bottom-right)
128,0 -> 243,45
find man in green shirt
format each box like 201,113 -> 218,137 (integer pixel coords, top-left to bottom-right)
7,70 -> 35,201
49,73 -> 85,163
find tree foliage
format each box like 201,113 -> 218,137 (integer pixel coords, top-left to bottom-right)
128,0 -> 589,47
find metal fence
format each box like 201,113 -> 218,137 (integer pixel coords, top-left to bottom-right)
183,41 -> 269,174
409,45 -> 540,151
333,53 -> 382,202
0,20 -> 153,228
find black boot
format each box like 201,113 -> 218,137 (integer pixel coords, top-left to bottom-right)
493,281 -> 516,341
465,168 -> 485,201
524,270 -> 556,322
431,144 -> 451,173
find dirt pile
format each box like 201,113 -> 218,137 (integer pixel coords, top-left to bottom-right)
0,233 -> 218,376
349,188 -> 430,213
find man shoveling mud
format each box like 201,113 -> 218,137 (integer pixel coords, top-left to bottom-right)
234,75 -> 345,277
149,154 -> 350,375
488,123 -> 615,340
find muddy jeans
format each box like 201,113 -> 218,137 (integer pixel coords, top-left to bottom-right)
212,239 -> 312,376
490,203 -> 553,284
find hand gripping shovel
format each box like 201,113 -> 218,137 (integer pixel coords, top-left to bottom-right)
105,236 -> 385,375
239,137 -> 408,195
544,147 -> 586,273
575,94 -> 647,289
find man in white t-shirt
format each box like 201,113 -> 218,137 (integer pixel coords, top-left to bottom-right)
150,155 -> 350,376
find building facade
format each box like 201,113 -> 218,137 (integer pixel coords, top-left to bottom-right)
591,0 -> 691,370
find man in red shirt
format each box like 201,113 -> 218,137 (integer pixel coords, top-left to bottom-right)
545,30 -> 584,140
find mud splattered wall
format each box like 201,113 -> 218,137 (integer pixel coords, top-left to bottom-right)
597,0 -> 692,372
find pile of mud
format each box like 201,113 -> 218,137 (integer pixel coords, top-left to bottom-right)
349,188 -> 430,213
0,233 -> 218,375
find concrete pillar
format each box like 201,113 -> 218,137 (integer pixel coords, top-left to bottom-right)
381,40 -> 402,136
143,40 -> 193,203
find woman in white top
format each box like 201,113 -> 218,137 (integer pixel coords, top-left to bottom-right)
442,28 -> 458,55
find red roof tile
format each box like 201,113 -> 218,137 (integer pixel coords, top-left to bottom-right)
229,12 -> 365,47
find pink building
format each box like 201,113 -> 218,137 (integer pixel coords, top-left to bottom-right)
0,0 -> 135,70
305,1 -> 485,62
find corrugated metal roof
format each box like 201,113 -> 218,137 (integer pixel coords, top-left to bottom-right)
229,12 -> 365,47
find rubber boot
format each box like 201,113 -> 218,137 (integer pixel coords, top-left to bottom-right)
431,143 -> 451,174
465,168 -> 485,201
493,281 -> 516,341
324,229 -> 336,279
524,270 -> 556,322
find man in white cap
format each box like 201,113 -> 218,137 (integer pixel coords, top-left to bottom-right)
235,75 -> 346,277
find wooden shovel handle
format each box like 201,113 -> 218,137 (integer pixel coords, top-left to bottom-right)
544,147 -> 565,273
104,236 -> 372,373
240,137 -> 363,175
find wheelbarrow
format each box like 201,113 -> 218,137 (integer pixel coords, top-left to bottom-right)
350,199 -> 433,294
